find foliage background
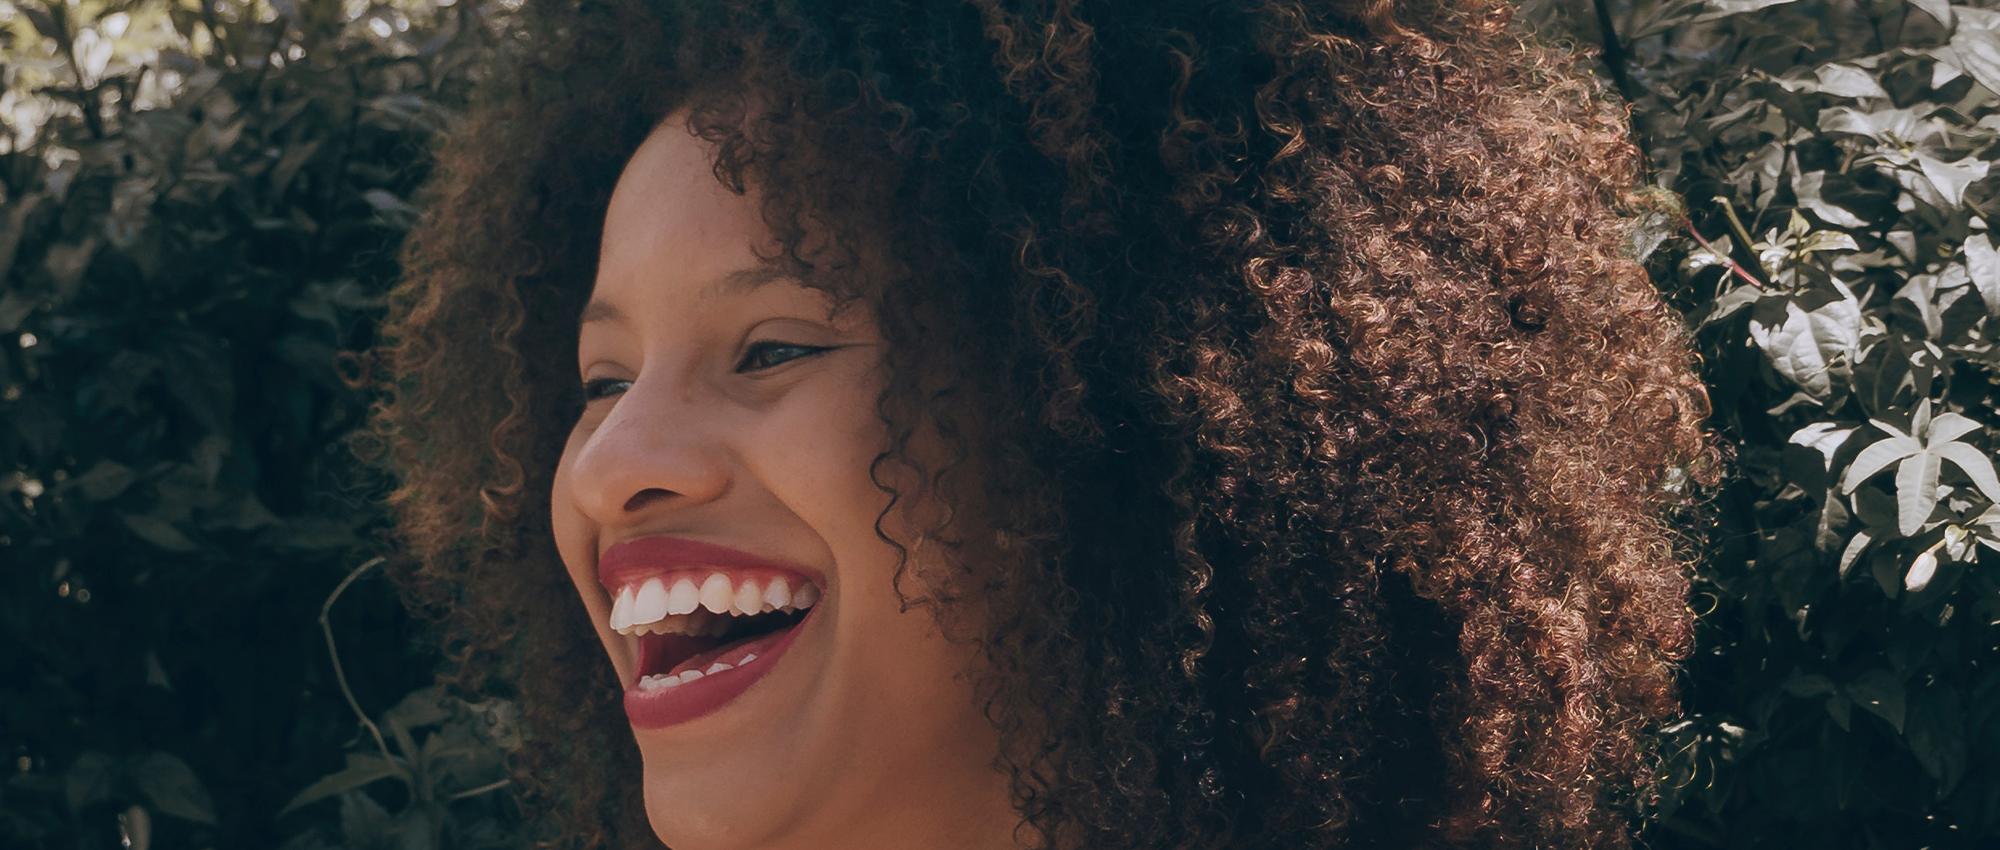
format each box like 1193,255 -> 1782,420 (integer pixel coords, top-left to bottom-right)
0,1 -> 522,849
3,0 -> 1998,848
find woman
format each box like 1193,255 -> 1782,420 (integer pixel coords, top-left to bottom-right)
374,0 -> 1716,848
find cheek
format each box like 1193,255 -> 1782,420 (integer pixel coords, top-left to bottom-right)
550,444 -> 611,622
754,372 -> 896,540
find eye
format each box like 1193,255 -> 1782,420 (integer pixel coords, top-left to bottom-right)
736,341 -> 830,373
580,376 -> 631,402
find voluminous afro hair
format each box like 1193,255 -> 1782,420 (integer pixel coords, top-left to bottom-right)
373,0 -> 1718,848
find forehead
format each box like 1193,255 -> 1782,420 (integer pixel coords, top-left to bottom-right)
594,121 -> 774,307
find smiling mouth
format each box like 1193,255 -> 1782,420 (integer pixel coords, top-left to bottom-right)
611,571 -> 821,690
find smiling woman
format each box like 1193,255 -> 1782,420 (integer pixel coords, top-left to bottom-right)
553,122 -> 1014,847
370,1 -> 1717,849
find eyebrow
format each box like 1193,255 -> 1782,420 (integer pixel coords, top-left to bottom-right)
578,265 -> 795,326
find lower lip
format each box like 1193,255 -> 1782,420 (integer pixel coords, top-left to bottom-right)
623,611 -> 813,729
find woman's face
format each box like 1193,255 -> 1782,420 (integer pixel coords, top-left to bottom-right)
551,120 -> 1016,850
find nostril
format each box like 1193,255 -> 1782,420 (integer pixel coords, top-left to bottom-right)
622,488 -> 676,514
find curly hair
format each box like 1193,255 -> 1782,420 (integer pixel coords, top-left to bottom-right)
371,0 -> 1718,847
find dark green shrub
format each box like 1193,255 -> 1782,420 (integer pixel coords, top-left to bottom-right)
1524,0 -> 2000,845
0,2 -> 520,848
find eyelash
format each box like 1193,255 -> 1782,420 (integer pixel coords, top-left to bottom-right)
578,342 -> 830,402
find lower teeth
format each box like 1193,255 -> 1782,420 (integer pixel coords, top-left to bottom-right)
636,652 -> 759,691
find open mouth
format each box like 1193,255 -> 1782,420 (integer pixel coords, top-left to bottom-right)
611,572 -> 821,692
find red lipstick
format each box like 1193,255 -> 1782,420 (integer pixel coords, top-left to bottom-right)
597,536 -> 824,729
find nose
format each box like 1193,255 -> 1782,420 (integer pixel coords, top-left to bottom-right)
559,376 -> 733,524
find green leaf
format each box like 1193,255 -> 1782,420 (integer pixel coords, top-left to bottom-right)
1789,422 -> 1856,470
383,686 -> 454,732
119,513 -> 200,553
1750,297 -> 1857,399
1695,0 -> 1800,20
1796,230 -> 1860,255
1812,63 -> 1890,99
1925,411 -> 1982,445
1840,435 -> 1922,493
63,751 -> 118,816
338,789 -> 396,846
1795,171 -> 1870,228
1966,233 -> 2000,315
1933,441 -> 2000,503
1949,22 -> 2000,95
0,292 -> 36,334
1906,686 -> 1969,795
1846,669 -> 1908,733
67,460 -> 136,501
1839,527 -> 1875,577
129,752 -> 217,825
279,754 -> 407,817
1905,0 -> 1952,27
1895,449 -> 1943,535
1916,152 -> 1988,208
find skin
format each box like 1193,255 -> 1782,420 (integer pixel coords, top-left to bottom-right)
549,117 -> 1021,850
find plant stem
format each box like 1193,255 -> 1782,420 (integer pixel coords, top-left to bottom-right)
1688,224 -> 1766,288
321,556 -> 394,760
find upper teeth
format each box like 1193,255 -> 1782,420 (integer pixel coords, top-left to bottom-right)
609,573 -> 819,634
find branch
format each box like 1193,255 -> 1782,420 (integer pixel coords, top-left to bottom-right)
1592,0 -> 1640,105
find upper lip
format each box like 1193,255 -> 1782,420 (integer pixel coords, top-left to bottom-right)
596,536 -> 826,591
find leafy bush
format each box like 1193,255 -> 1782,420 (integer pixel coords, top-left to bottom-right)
0,2 -> 521,848
1523,0 -> 2000,844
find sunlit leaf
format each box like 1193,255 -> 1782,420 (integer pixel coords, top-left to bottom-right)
1925,411 -> 1982,445
1839,527 -> 1874,577
1916,152 -> 1988,208
1789,422 -> 1856,469
1905,0 -> 1952,27
1795,171 -> 1871,228
1841,435 -> 1922,492
1933,441 -> 2000,503
1894,448 -> 1943,535
1949,21 -> 2000,94
1967,232 -> 2000,315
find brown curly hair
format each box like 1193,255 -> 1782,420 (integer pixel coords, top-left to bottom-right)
372,0 -> 1718,847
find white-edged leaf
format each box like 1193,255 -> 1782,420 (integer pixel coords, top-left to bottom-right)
1839,528 -> 1875,577
1934,441 -> 2000,503
1791,422 -> 1858,469
1968,233 -> 2000,316
1813,63 -> 1891,99
1798,230 -> 1861,255
1896,451 -> 1944,536
1950,24 -> 2000,95
1906,0 -> 1951,26
1926,411 -> 1983,445
1795,171 -> 1871,229
1971,504 -> 2000,529
1917,153 -> 1988,208
1699,283 -> 1763,327
1750,299 -> 1833,397
1841,435 -> 1924,492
